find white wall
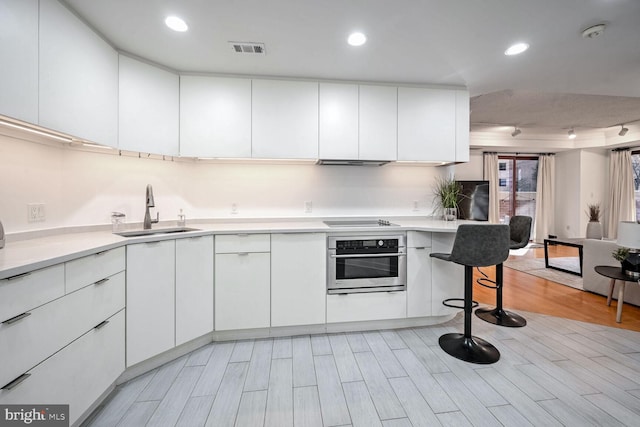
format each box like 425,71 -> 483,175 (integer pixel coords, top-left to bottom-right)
554,149 -> 608,238
580,149 -> 608,236
454,150 -> 484,180
555,150 -> 581,238
0,133 -> 446,233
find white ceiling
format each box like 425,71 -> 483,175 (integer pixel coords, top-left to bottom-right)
63,0 -> 640,134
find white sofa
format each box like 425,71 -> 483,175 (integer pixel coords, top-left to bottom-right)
583,238 -> 640,306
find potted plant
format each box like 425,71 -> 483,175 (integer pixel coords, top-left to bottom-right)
433,176 -> 463,221
612,247 -> 629,267
585,203 -> 602,239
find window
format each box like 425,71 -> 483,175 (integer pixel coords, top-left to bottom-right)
498,156 -> 538,224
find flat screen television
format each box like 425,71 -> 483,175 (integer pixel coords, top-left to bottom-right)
456,180 -> 489,221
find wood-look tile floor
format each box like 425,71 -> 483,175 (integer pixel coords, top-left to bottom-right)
83,310 -> 640,427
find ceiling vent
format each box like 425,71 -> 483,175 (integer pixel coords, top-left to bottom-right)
229,41 -> 266,55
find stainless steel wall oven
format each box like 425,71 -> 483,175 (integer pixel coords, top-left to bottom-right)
327,234 -> 406,294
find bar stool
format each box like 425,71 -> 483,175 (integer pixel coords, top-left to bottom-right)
475,216 -> 531,328
430,224 -> 510,364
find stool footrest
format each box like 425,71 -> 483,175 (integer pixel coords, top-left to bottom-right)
442,297 -> 479,310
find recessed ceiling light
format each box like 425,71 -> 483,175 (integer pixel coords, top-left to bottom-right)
165,16 -> 188,32
348,32 -> 367,46
568,128 -> 577,139
504,42 -> 529,56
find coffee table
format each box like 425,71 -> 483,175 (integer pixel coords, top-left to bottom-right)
544,238 -> 584,276
594,265 -> 638,323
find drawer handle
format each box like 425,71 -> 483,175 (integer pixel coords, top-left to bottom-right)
415,247 -> 426,250
145,241 -> 161,246
2,312 -> 31,325
94,320 -> 109,330
94,278 -> 110,286
237,233 -> 249,237
2,373 -> 31,391
6,272 -> 31,281
237,252 -> 249,256
95,250 -> 108,256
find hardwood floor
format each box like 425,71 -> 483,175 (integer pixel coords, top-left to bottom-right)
474,247 -> 640,332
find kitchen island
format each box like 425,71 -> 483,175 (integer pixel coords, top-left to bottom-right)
0,217 -> 468,426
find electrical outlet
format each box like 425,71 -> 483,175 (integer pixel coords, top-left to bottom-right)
304,201 -> 313,213
231,203 -> 238,215
27,203 -> 45,222
412,200 -> 419,211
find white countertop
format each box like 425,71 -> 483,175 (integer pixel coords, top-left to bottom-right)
0,217 -> 470,280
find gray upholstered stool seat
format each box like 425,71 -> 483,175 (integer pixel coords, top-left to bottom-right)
430,224 -> 510,364
476,215 -> 531,328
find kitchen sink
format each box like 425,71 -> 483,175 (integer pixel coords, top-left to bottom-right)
114,227 -> 201,237
323,219 -> 399,228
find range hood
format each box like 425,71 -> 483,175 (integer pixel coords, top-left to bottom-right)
316,159 -> 391,166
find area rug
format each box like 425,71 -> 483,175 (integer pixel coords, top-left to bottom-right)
504,257 -> 584,290
510,242 -> 544,256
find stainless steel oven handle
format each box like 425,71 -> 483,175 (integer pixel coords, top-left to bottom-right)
330,253 -> 406,259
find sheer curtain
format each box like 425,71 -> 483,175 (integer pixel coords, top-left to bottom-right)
606,149 -> 636,238
483,152 -> 500,223
534,154 -> 555,242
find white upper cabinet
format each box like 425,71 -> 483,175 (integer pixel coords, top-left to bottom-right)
455,90 -> 470,162
319,83 -> 359,160
180,76 -> 251,158
0,0 -> 38,123
359,85 -> 397,161
119,55 -> 179,155
39,0 -> 118,147
397,87 -> 457,162
251,79 -> 319,159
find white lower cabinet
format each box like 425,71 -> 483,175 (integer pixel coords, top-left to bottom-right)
0,310 -> 125,425
176,236 -> 214,346
0,270 -> 125,390
407,232 -> 432,318
326,292 -> 407,323
431,233 -> 464,316
215,252 -> 270,330
126,240 -> 175,367
271,233 -> 326,327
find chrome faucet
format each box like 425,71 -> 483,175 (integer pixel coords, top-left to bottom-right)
143,184 -> 159,229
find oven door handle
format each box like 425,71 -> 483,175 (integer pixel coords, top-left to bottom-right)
330,253 -> 406,259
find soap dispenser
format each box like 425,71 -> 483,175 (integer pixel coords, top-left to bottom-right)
0,219 -> 5,249
177,209 -> 186,227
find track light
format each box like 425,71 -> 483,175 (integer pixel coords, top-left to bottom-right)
511,127 -> 521,137
568,128 -> 576,139
619,125 -> 629,137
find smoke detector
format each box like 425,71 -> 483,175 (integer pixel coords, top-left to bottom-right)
229,41 -> 266,55
581,23 -> 606,39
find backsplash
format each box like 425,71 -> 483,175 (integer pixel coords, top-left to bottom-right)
0,133 -> 461,233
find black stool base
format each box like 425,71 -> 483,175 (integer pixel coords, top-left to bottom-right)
475,307 -> 527,327
439,333 -> 500,364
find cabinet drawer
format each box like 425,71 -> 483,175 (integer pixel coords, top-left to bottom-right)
215,233 -> 270,253
326,292 -> 407,323
66,246 -> 125,293
407,231 -> 432,248
0,310 -> 125,425
0,271 -> 125,388
0,264 -> 65,323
